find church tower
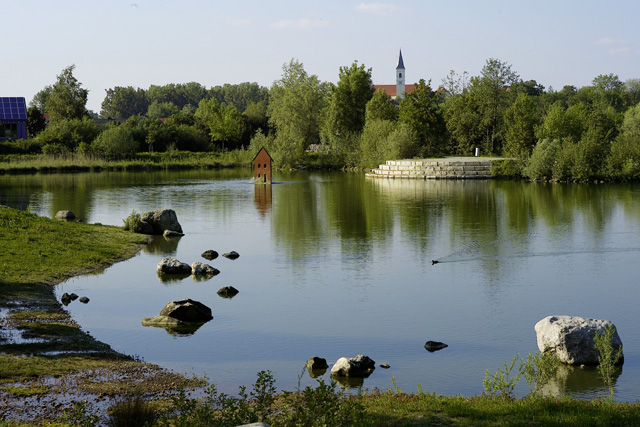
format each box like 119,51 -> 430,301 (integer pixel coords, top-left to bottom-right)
396,49 -> 406,100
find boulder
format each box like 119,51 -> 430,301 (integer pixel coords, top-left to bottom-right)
79,296 -> 90,304
192,262 -> 220,276
142,299 -> 213,329
55,210 -> 76,220
424,341 -> 448,352
163,230 -> 185,238
534,315 -> 624,366
141,209 -> 183,235
222,251 -> 240,260
201,250 -> 219,260
306,356 -> 328,370
138,220 -> 155,235
157,257 -> 192,275
330,355 -> 375,377
217,286 -> 239,298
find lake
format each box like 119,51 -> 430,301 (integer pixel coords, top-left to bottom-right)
2,169 -> 640,400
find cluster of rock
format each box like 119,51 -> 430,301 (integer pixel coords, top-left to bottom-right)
535,315 -> 624,366
157,258 -> 220,277
60,292 -> 89,305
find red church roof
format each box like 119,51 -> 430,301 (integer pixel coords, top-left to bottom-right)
373,84 -> 416,97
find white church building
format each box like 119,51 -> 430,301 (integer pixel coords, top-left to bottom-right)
373,50 -> 415,100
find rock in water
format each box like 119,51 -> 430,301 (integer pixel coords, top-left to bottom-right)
222,251 -> 240,260
158,299 -> 213,322
55,210 -> 76,220
330,355 -> 376,377
157,257 -> 192,275
141,209 -> 183,235
201,250 -> 219,260
306,356 -> 328,370
424,341 -> 448,352
191,262 -> 220,276
535,315 -> 624,366
217,286 -> 239,298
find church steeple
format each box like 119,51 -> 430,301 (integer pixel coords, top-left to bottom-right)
396,49 -> 406,100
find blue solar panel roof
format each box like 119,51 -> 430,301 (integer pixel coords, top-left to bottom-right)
0,97 -> 27,120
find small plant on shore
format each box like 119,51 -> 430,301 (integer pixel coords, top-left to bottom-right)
122,210 -> 143,233
483,354 -> 522,399
58,400 -> 99,426
594,323 -> 623,399
107,393 -> 158,427
521,351 -> 560,397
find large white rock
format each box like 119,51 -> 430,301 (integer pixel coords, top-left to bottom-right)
534,315 -> 623,366
142,209 -> 183,235
157,257 -> 192,275
330,355 -> 375,377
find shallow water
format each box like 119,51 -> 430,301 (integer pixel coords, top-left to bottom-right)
2,170 -> 640,400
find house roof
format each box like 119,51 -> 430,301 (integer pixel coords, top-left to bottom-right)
0,97 -> 27,120
396,50 -> 405,70
373,84 -> 416,97
252,146 -> 272,163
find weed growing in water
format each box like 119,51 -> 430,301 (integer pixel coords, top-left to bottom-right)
122,210 -> 143,233
594,323 -> 623,399
483,354 -> 522,399
521,351 -> 560,397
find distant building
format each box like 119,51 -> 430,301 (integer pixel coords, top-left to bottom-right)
253,147 -> 272,184
0,97 -> 28,140
373,50 -> 415,100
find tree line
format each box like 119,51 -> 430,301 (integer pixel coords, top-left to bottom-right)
8,60 -> 640,181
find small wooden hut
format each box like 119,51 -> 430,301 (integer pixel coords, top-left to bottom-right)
253,147 -> 272,184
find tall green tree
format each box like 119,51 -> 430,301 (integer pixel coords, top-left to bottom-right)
26,105 -> 47,137
195,97 -> 247,149
101,86 -> 148,118
593,73 -> 625,111
267,59 -> 329,166
442,90 -> 483,155
29,86 -> 53,111
325,61 -> 374,140
46,65 -> 89,122
365,88 -> 397,122
473,58 -> 520,154
503,93 -> 538,158
398,79 -> 448,156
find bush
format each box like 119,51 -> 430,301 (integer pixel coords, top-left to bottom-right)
524,139 -> 561,180
92,125 -> 139,160
491,159 -> 523,178
36,117 -> 100,150
122,210 -> 143,233
107,394 -> 157,427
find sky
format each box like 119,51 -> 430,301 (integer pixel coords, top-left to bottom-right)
2,0 -> 639,114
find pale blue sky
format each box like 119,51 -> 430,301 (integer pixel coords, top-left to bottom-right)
2,0 -> 639,113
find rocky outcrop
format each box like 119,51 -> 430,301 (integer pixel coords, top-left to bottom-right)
142,299 -> 213,328
222,251 -> 240,260
163,230 -> 184,237
535,315 -> 624,366
55,210 -> 76,220
306,356 -> 328,370
157,257 -> 192,275
217,286 -> 239,298
191,262 -> 220,276
142,209 -> 183,235
331,355 -> 375,377
424,341 -> 448,352
201,250 -> 219,260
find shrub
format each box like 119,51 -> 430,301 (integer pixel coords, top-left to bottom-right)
524,139 -> 561,180
36,117 -> 100,150
92,125 -> 139,160
107,394 -> 157,427
122,210 -> 143,233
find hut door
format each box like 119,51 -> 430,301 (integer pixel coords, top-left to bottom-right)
263,173 -> 267,183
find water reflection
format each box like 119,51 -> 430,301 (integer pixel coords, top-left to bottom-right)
542,364 -> 621,398
144,235 -> 182,255
254,184 -> 272,217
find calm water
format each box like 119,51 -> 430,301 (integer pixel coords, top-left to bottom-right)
2,169 -> 640,400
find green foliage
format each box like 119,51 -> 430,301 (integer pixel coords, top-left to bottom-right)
594,324 -> 623,398
325,60 -> 374,140
101,86 -> 149,118
503,93 -> 538,159
195,98 -> 247,149
107,394 -> 158,427
398,79 -> 448,156
92,125 -> 139,160
58,400 -> 99,426
442,89 -> 483,155
483,354 -> 522,399
490,159 -> 522,178
365,88 -> 398,122
268,59 -> 329,168
122,210 -> 143,233
524,139 -> 561,180
36,117 -> 100,150
359,119 -> 396,168
46,65 -> 89,122
26,105 -> 47,137
521,352 -> 560,397
147,100 -> 180,118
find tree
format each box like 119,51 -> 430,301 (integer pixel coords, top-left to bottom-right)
325,61 -> 374,139
443,90 -> 484,155
46,65 -> 89,122
147,100 -> 179,118
195,98 -> 247,149
624,78 -> 640,107
472,58 -> 520,153
503,93 -> 538,158
26,105 -> 47,137
398,79 -> 448,156
365,88 -> 397,122
441,69 -> 469,97
536,101 -> 589,143
101,86 -> 148,118
593,73 -> 625,111
267,59 -> 329,166
29,86 -> 53,111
